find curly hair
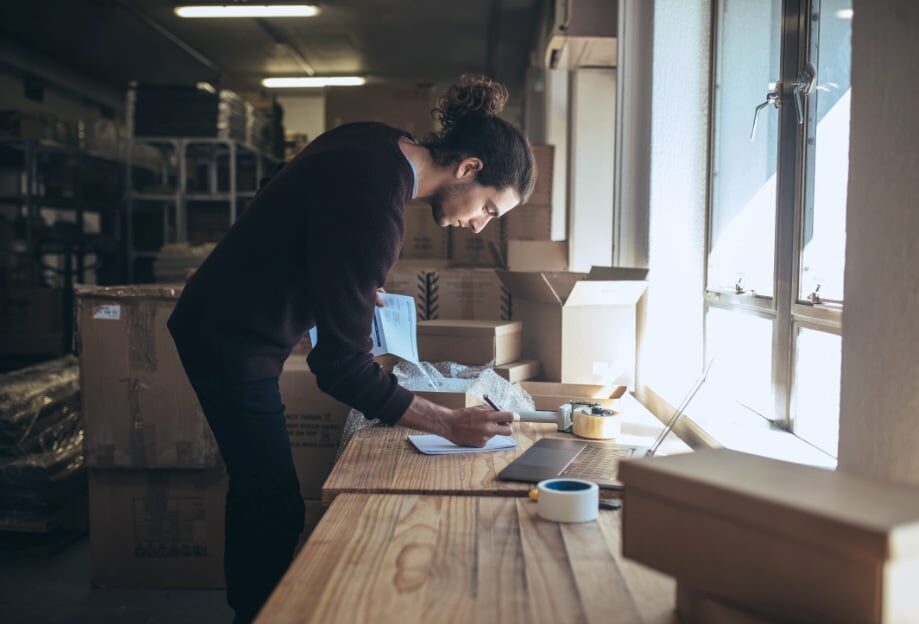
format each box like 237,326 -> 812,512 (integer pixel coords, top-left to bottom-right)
421,74 -> 535,203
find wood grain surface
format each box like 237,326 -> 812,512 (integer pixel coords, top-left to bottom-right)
257,494 -> 677,624
321,422 -> 580,506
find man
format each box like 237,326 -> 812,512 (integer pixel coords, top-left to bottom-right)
168,74 -> 535,622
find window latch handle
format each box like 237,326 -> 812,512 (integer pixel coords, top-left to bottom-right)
791,63 -> 817,124
750,83 -> 782,142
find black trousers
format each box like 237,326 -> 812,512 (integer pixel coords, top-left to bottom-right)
186,374 -> 305,623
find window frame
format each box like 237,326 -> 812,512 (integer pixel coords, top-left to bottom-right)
703,0 -> 844,438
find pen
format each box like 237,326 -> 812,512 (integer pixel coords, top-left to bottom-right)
483,394 -> 502,412
483,394 -> 515,427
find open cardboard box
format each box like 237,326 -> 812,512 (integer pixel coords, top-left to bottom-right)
497,267 -> 648,387
518,381 -> 626,411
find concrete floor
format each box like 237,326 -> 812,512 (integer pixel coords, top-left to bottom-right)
0,532 -> 233,624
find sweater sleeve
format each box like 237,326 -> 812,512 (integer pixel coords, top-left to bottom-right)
304,164 -> 414,425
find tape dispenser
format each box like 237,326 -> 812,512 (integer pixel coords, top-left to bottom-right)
518,401 -> 621,440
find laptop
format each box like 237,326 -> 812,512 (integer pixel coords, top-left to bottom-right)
498,361 -> 713,491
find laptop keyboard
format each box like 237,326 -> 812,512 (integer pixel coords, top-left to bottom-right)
560,444 -> 636,481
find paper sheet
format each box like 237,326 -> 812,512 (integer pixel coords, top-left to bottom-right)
407,434 -> 517,455
309,293 -> 419,362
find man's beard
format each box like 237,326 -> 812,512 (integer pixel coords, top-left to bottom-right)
431,181 -> 473,226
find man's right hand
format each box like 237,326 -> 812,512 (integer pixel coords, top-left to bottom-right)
398,395 -> 519,447
441,404 -> 519,447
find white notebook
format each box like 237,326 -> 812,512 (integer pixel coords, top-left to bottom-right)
407,434 -> 517,455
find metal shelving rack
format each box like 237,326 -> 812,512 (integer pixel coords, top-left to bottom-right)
124,137 -> 278,281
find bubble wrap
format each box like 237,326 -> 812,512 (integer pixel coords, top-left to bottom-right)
338,360 -> 536,455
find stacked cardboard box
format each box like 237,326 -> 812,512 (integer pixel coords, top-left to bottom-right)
401,201 -> 447,260
385,262 -> 511,322
504,144 -> 569,272
620,450 -> 919,624
77,286 -> 348,588
325,84 -> 437,139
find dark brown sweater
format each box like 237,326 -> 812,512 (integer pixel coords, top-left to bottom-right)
168,122 -> 415,425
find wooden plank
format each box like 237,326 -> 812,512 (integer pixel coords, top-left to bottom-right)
322,422 -> 612,506
257,494 -> 677,624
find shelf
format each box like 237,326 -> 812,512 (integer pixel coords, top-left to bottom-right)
0,196 -> 121,212
129,192 -> 179,201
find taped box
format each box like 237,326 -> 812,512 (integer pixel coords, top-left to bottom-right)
418,320 -> 522,367
498,267 -> 647,386
76,285 -> 220,469
89,465 -> 227,589
620,449 -> 919,624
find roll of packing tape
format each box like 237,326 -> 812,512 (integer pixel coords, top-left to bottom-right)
537,479 -> 599,523
572,407 -> 621,440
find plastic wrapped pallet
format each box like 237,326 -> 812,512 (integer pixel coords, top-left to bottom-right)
0,355 -> 86,529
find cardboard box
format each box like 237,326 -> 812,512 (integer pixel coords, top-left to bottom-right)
430,268 -> 512,321
401,200 -> 447,259
418,320 -> 522,366
325,84 -> 437,138
518,381 -> 626,411
89,466 -> 227,589
0,287 -> 66,356
76,285 -> 220,469
415,390 -> 482,410
279,358 -> 351,500
527,145 -> 555,205
506,240 -> 568,272
503,204 -> 552,241
385,260 -> 450,320
497,267 -> 648,386
495,360 -> 542,383
449,221 -> 504,267
620,449 -> 919,624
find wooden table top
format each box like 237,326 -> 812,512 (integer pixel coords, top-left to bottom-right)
321,421 -> 559,506
257,493 -> 677,624
321,395 -> 690,506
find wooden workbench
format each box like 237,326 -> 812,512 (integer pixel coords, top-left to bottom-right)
257,493 -> 677,624
321,395 -> 690,506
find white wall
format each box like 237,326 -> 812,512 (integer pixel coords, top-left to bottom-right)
277,94 -> 325,142
837,1 -> 919,484
635,0 -> 711,408
568,68 -> 616,272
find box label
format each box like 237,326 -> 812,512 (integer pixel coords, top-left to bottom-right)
93,304 -> 122,320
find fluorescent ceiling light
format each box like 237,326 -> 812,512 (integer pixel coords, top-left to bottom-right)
262,76 -> 366,88
175,4 -> 320,18
835,8 -> 854,19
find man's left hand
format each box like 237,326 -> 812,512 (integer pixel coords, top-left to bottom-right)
375,287 -> 386,307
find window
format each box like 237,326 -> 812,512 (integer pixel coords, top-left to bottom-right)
705,0 -> 851,456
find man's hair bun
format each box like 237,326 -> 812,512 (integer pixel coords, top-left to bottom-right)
433,74 -> 508,131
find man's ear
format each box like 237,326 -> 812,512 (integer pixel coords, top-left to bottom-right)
455,157 -> 484,180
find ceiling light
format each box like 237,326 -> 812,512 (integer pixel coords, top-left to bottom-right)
835,8 -> 854,19
261,76 -> 367,88
175,4 -> 320,18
